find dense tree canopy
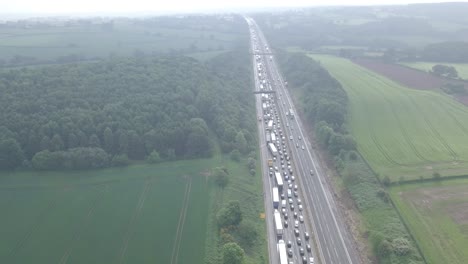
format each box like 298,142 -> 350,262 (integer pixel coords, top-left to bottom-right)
222,242 -> 245,264
0,49 -> 254,170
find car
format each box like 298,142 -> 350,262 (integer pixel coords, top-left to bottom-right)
301,145 -> 305,150
310,169 -> 314,175
299,215 -> 304,223
284,212 -> 288,219
287,240 -> 292,248
294,191 -> 299,197
285,175 -> 289,181
288,198 -> 293,204
296,143 -> 299,148
294,212 -> 298,218
288,161 -> 291,165
281,160 -> 285,165
306,244 -> 311,252
282,164 -> 285,170
288,183 -> 293,189
281,193 -> 285,199
288,249 -> 293,257
283,171 -> 287,176
275,166 -> 279,171
291,176 -> 295,181
294,185 -> 299,191
284,221 -> 288,228
297,238 -> 302,245
304,232 -> 310,240
289,135 -> 292,140
294,220 -> 299,228
294,229 -> 300,236
281,208 -> 286,214
299,204 -> 303,211
299,247 -> 305,256
309,257 -> 314,263
302,256 -> 308,264
269,171 -> 273,177
290,204 -> 295,210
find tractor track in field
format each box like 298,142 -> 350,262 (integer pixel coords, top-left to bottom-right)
170,176 -> 192,264
5,192 -> 61,261
336,68 -> 404,166
58,185 -> 107,264
362,71 -> 433,163
375,72 -> 459,162
350,71 -> 406,166
117,178 -> 153,264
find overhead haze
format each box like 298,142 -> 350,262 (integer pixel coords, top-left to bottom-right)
2,0 -> 466,16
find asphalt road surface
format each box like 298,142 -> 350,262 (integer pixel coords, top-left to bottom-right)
246,17 -> 360,264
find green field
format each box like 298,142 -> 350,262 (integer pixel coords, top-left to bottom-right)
0,159 -> 215,264
310,55 -> 468,181
401,61 -> 468,80
0,20 -> 247,62
390,178 -> 468,264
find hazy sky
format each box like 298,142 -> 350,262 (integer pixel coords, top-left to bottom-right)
2,0 -> 465,14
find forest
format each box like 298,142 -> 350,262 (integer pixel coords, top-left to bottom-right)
0,49 -> 255,170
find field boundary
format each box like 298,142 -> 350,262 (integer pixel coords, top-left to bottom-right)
117,178 -> 153,264
170,176 -> 193,264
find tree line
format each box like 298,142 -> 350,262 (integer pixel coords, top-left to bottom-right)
0,49 -> 255,170
277,51 -> 356,163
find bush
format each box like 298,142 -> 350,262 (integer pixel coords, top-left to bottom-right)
217,201 -> 242,228
214,167 -> 229,188
230,149 -> 241,162
392,237 -> 412,256
146,150 -> 161,164
238,220 -> 258,247
112,154 -> 130,166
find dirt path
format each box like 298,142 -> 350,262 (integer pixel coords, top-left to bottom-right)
170,176 -> 193,264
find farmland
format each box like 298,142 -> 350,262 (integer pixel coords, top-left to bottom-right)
390,178 -> 468,264
0,159 -> 214,264
0,16 -> 248,65
310,54 -> 468,181
401,62 -> 468,80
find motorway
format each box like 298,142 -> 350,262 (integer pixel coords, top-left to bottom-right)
246,17 -> 360,264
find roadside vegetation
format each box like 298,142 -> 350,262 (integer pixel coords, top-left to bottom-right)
277,51 -> 424,264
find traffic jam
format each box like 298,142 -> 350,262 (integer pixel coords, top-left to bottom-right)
250,24 -> 315,264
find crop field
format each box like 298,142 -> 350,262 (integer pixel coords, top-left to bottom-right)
390,178 -> 468,264
310,54 -> 468,181
401,62 -> 468,80
0,159 -> 214,264
0,20 -> 247,62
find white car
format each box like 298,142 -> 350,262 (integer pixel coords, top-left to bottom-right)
301,145 -> 305,150
294,220 -> 299,228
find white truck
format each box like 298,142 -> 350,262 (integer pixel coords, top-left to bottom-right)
268,143 -> 278,157
272,187 -> 279,208
274,210 -> 283,238
277,240 -> 288,264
